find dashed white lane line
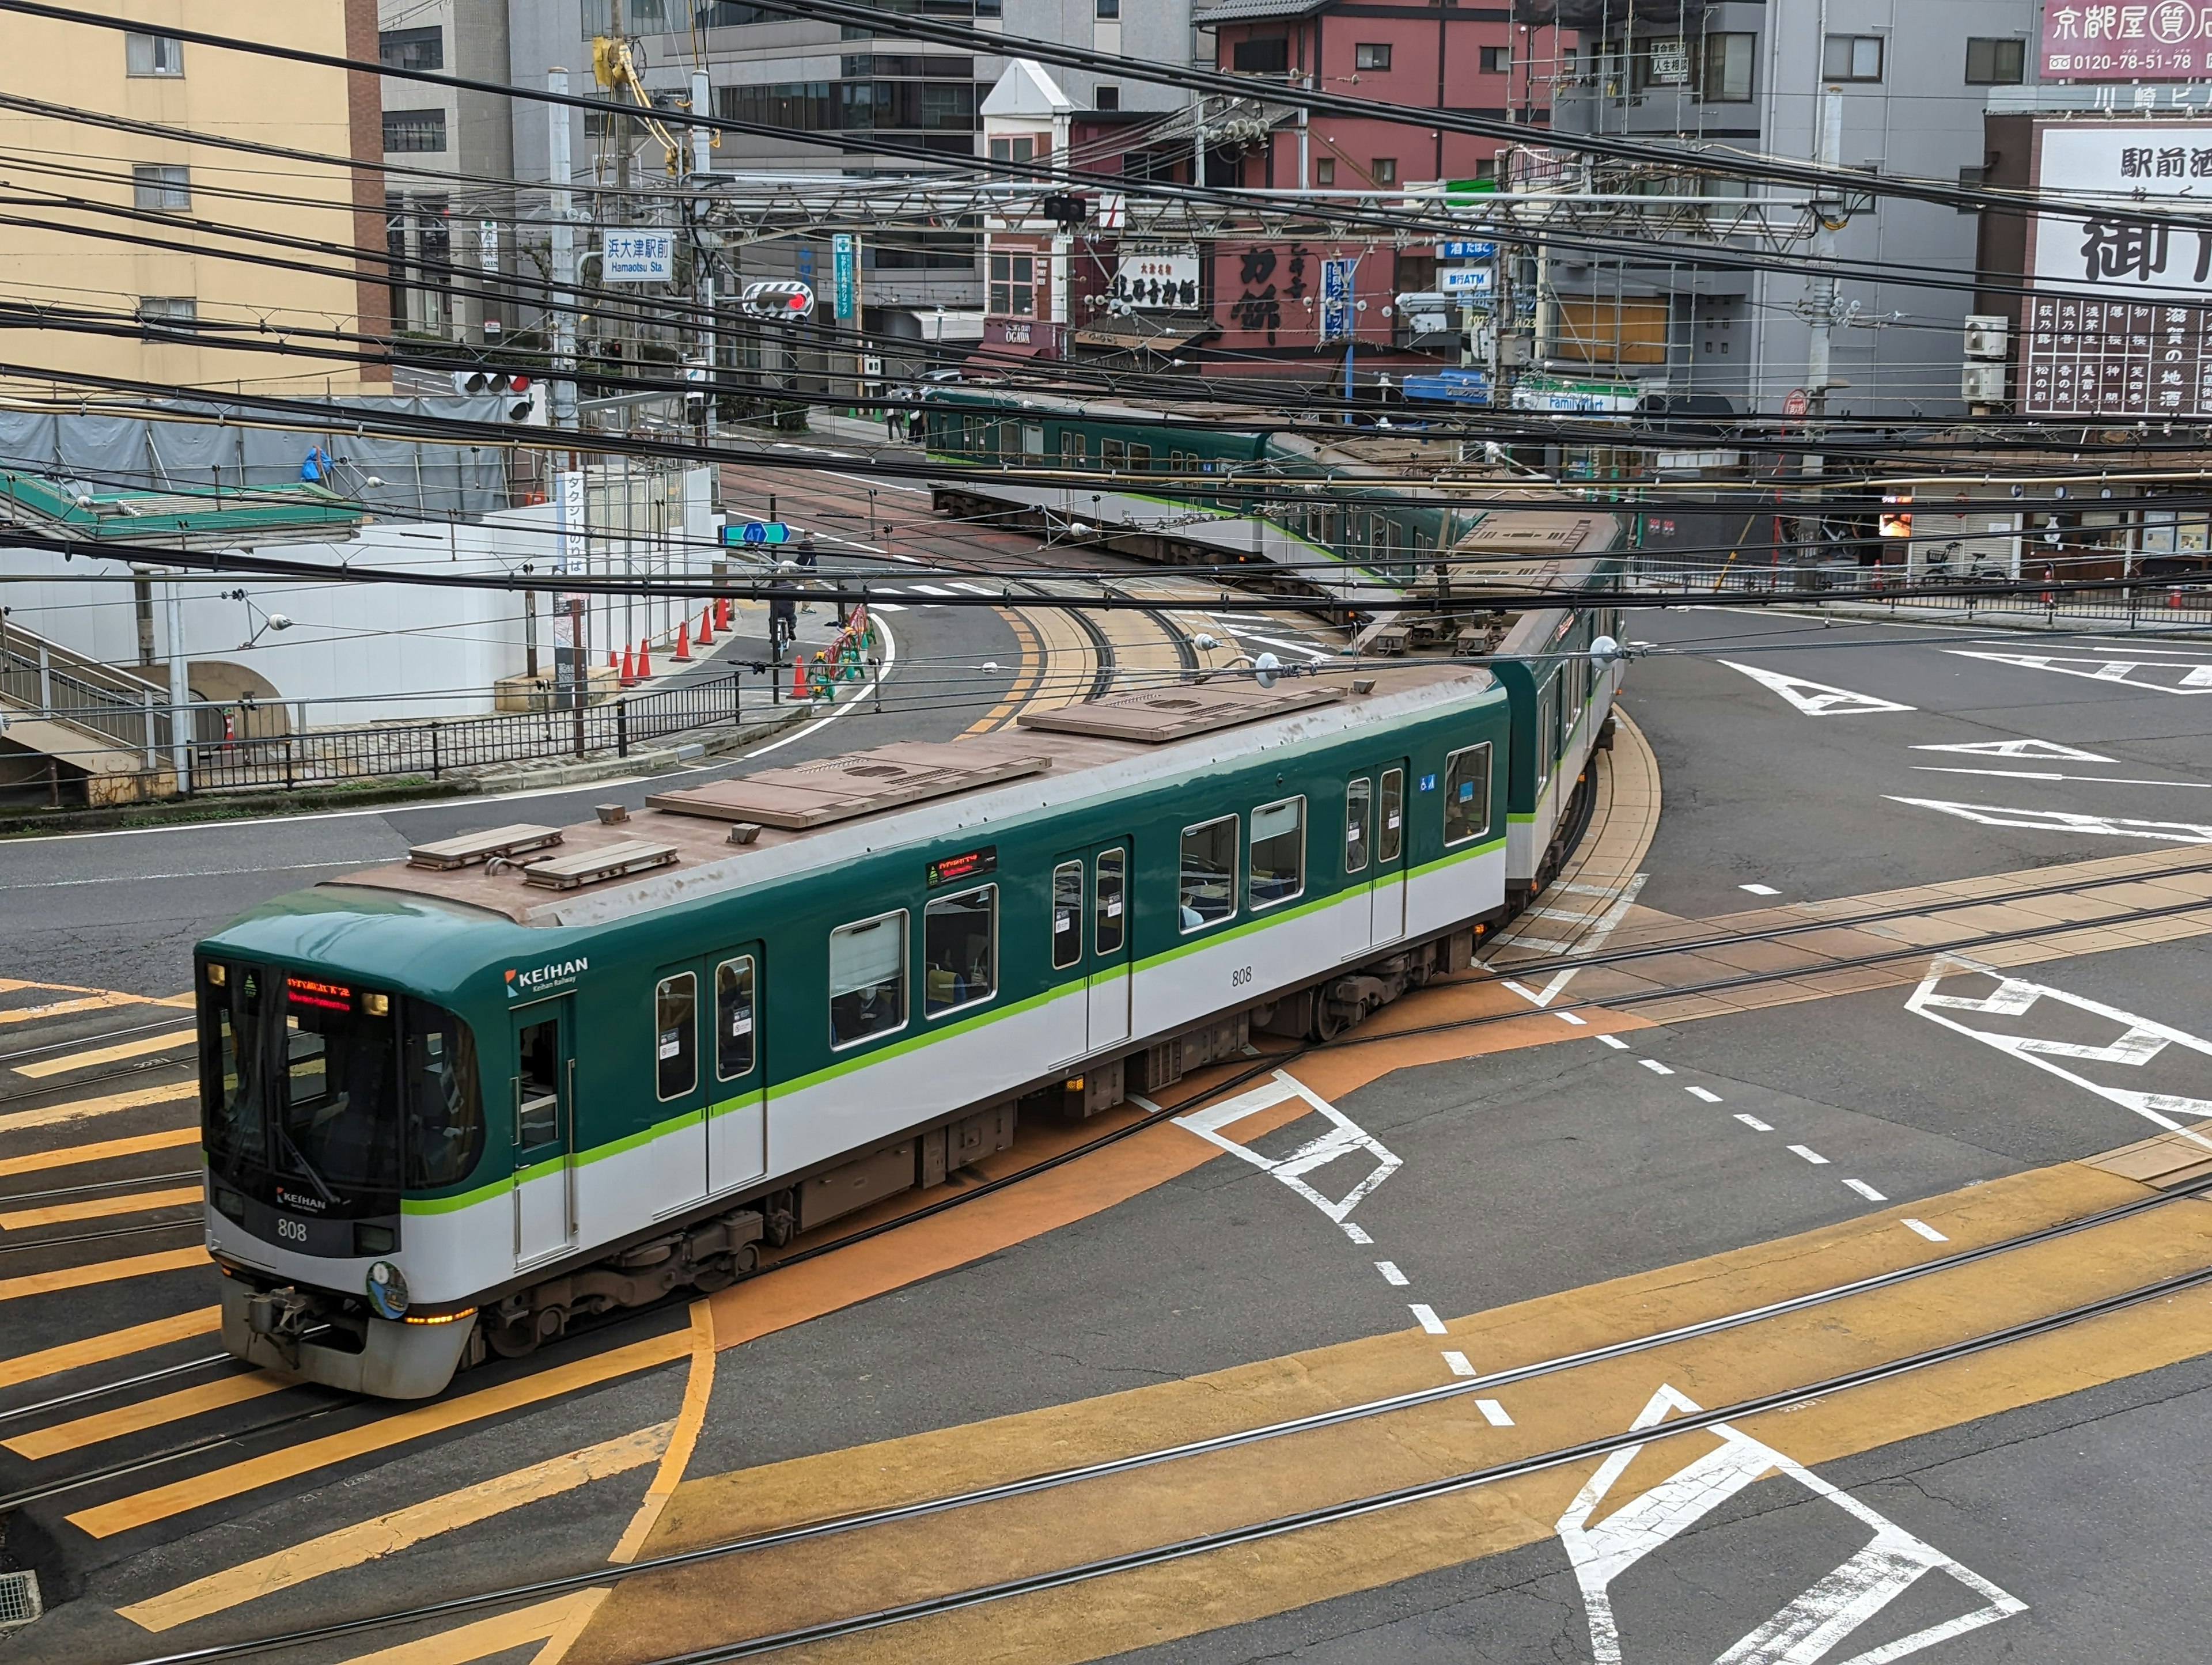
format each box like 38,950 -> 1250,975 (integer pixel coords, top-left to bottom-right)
1341,1222 -> 1374,1246
865,600 -> 906,612
1596,1034 -> 1631,1051
1475,1399 -> 1516,1427
1789,1144 -> 1831,1165
1555,1011 -> 1588,1026
1375,1261 -> 1409,1287
908,583 -> 955,597
1904,1218 -> 1950,1242
1736,1113 -> 1774,1132
1409,1304 -> 1448,1336
949,581 -> 995,596
1740,882 -> 1781,896
1639,1059 -> 1676,1076
1843,1177 -> 1888,1201
1685,1085 -> 1722,1103
1442,1351 -> 1477,1378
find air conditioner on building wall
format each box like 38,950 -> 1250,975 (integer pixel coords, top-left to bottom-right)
1963,315 -> 2008,359
1961,362 -> 2006,403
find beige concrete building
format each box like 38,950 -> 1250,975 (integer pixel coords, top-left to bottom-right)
0,0 -> 389,399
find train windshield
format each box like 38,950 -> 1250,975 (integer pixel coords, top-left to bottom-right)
200,962 -> 483,1217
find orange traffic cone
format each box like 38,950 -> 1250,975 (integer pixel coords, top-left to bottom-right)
673,619 -> 691,662
619,645 -> 637,687
789,651 -> 808,700
716,596 -> 732,630
607,648 -> 620,677
635,640 -> 653,680
696,602 -> 714,646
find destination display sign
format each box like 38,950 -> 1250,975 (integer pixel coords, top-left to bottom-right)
926,845 -> 998,888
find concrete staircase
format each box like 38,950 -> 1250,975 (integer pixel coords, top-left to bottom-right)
0,621 -> 174,804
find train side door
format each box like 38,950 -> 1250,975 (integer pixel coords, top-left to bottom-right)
1087,841 -> 1134,1049
1370,763 -> 1409,947
650,962 -> 709,1219
511,999 -> 574,1266
706,945 -> 768,1196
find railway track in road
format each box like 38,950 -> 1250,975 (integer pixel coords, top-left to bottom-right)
110,1145 -> 2212,1664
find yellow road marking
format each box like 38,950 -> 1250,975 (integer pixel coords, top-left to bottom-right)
120,1423 -> 672,1633
14,1028 -> 195,1079
329,1589 -> 611,1665
0,1082 -> 195,1137
0,1246 -> 206,1305
67,1329 -> 693,1538
0,1124 -> 198,1179
0,1184 -> 200,1231
5,1368 -> 291,1459
960,611 -> 1043,735
0,1306 -> 219,1393
611,1304 -> 715,1564
567,1163 -> 2212,1665
0,988 -> 194,1026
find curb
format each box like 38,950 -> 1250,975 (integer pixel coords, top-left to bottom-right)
468,708 -> 810,793
1759,600 -> 2212,639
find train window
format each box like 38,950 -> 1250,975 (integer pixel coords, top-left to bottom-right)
202,962 -> 264,1177
1536,677 -> 1559,790
655,973 -> 698,1101
514,1019 -> 561,1152
926,886 -> 997,1016
1051,860 -> 1084,970
1379,769 -> 1404,864
404,1002 -> 482,1188
714,957 -> 756,1080
1179,815 -> 1238,931
830,911 -> 908,1048
1022,423 -> 1044,461
1060,431 -> 1086,466
1345,777 -> 1372,874
1249,797 -> 1305,909
1095,848 -> 1126,954
278,981 -> 399,1200
1103,437 -> 1126,469
1130,442 -> 1152,471
1444,743 -> 1493,847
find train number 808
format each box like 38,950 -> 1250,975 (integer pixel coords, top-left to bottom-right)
276,1218 -> 309,1243
1231,966 -> 1253,988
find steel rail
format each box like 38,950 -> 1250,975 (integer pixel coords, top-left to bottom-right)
0,1168 -> 199,1208
0,1014 -> 193,1069
0,1216 -> 202,1256
110,1173 -> 2212,1665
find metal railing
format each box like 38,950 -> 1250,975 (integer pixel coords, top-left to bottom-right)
1630,556 -> 2212,629
0,633 -> 172,763
187,672 -> 756,794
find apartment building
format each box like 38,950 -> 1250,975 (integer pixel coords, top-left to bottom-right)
0,0 -> 388,395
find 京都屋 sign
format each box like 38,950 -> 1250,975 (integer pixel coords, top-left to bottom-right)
2042,1 -> 2212,79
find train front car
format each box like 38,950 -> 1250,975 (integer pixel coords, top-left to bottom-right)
196,892 -> 508,1398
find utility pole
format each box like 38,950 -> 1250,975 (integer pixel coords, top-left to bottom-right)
1801,84 -> 1843,568
548,69 -> 579,430
162,572 -> 190,794
691,67 -> 718,441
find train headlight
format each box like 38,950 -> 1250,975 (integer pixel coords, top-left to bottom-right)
365,1260 -> 410,1321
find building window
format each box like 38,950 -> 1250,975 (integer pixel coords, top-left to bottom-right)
131,164 -> 190,211
125,32 -> 183,76
1699,33 -> 1755,102
382,109 -> 448,153
924,886 -> 995,1016
1096,0 -> 1119,16
1479,44 -> 1510,73
137,297 -> 196,325
829,911 -> 907,1048
1370,157 -> 1397,185
1821,34 -> 1884,82
378,25 -> 444,71
1964,37 -> 2024,85
1315,157 -> 1335,185
1096,84 -> 1120,109
1232,36 -> 1288,73
988,135 -> 1035,166
988,252 -> 1035,315
583,0 -> 671,32
1958,165 -> 1985,213
1355,43 -> 1391,71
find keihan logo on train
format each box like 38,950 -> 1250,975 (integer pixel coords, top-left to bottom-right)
506,957 -> 588,998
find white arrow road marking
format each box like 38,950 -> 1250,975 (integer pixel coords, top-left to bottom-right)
1718,660 -> 1916,716
1557,1383 -> 2025,1665
1887,798 -> 2212,844
1170,1070 -> 1403,1224
1907,956 -> 2212,1151
1910,767 -> 2212,790
1912,737 -> 2115,761
1946,649 -> 2212,695
1500,873 -> 1648,1008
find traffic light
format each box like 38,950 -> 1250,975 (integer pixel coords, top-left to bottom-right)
450,370 -> 540,422
1040,194 -> 1089,229
738,280 -> 817,320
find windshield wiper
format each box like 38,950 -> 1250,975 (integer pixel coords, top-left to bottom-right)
271,1120 -> 339,1206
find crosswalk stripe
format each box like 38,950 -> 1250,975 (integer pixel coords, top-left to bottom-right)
0,1083 -> 195,1137
5,1368 -> 291,1459
0,1306 -> 221,1393
0,989 -> 194,1027
0,1246 -> 207,1305
120,1424 -> 671,1632
66,1329 -> 692,1538
0,1125 -> 198,1179
0,1185 -> 201,1231
14,1029 -> 196,1079
328,1589 -> 609,1665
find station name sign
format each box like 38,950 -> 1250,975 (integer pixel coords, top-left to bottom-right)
926,846 -> 997,888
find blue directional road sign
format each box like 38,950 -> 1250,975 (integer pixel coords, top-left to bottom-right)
723,521 -> 791,546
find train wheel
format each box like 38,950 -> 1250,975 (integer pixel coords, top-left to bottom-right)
487,1317 -> 539,1359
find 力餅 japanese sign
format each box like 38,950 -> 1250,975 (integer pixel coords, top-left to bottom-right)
2042,1 -> 2212,78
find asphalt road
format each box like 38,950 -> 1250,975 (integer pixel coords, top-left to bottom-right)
7,565 -> 2212,1663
